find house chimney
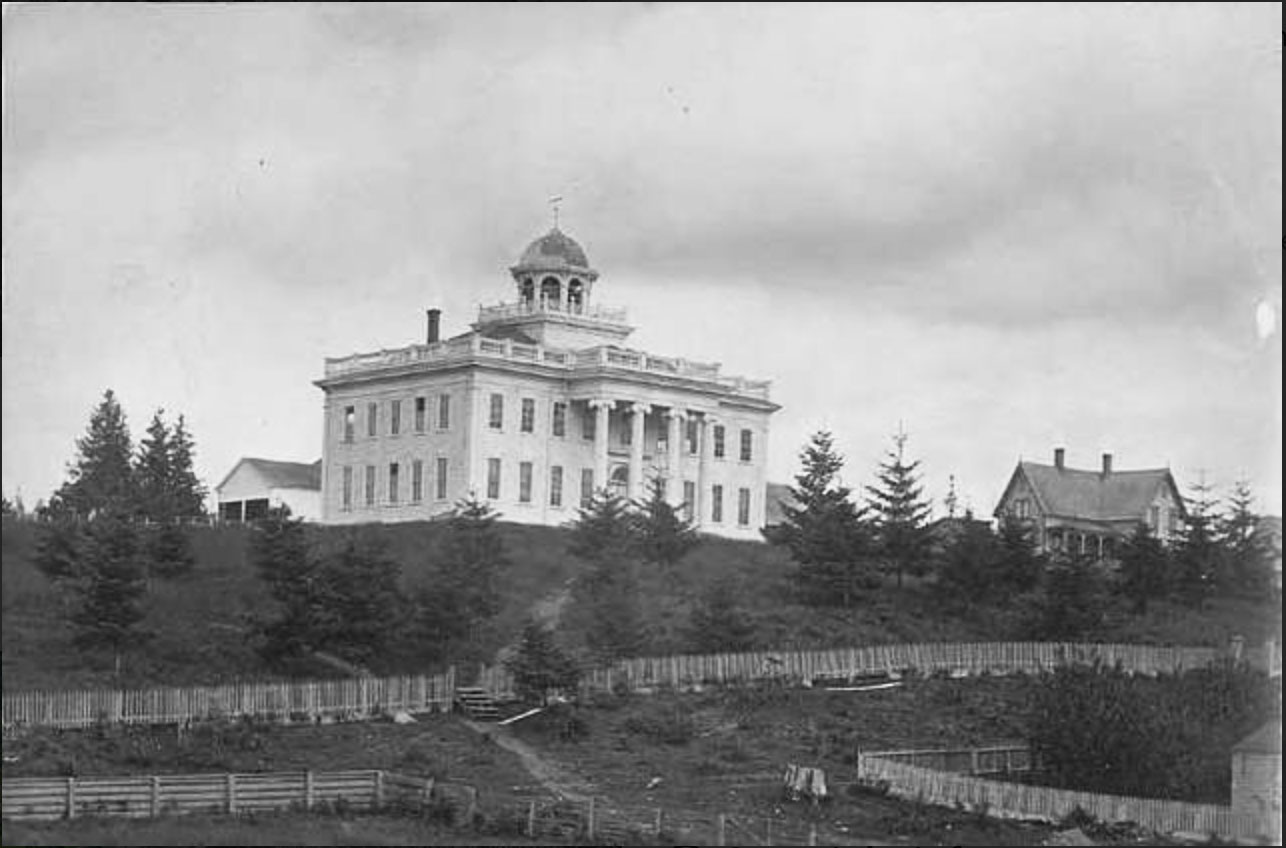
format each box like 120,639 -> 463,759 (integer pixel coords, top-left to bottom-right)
426,308 -> 441,344
1101,452 -> 1113,476
1054,447 -> 1065,470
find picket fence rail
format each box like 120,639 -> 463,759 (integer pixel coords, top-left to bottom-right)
3,668 -> 455,732
856,749 -> 1272,842
474,640 -> 1278,699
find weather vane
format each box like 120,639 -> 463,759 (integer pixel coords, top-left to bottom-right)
549,195 -> 564,229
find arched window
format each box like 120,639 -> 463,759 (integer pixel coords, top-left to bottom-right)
541,277 -> 561,310
609,465 -> 629,496
568,279 -> 584,314
520,278 -> 535,307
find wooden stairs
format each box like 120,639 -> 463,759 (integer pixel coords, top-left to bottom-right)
454,687 -> 500,722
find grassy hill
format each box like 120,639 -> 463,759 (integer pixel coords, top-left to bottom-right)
2,516 -> 1279,692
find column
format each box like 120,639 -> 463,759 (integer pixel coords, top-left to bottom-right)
591,400 -> 611,496
697,413 -> 717,526
629,403 -> 649,500
666,409 -> 684,507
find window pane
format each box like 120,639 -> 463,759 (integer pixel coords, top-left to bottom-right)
436,457 -> 448,500
487,458 -> 501,499
489,394 -> 504,429
550,465 -> 563,507
521,398 -> 535,433
388,462 -> 399,503
390,400 -> 401,436
713,425 -> 725,458
368,403 -> 378,437
412,460 -> 423,502
438,395 -> 451,429
683,481 -> 695,523
414,397 -> 426,432
343,406 -> 355,443
581,468 -> 594,507
553,402 -> 566,437
365,465 -> 376,505
711,484 -> 723,523
740,429 -> 752,462
738,487 -> 751,525
519,461 -> 533,503
342,465 -> 353,510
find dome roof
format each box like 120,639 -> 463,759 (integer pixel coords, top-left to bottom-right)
512,228 -> 596,277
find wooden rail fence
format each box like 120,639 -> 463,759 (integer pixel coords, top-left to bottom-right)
3,668 -> 455,732
475,640 -> 1280,698
856,748 -> 1271,842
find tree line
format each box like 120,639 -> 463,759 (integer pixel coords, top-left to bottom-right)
766,430 -> 1279,640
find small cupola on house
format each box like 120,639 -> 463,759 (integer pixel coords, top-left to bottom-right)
510,227 -> 600,314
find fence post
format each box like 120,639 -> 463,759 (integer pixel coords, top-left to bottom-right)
465,784 -> 478,823
716,813 -> 726,846
226,773 -> 238,814
971,748 -> 980,775
809,823 -> 818,846
374,770 -> 384,809
65,776 -> 76,820
527,800 -> 537,837
586,796 -> 596,839
150,775 -> 161,817
655,806 -> 664,836
765,818 -> 772,845
305,770 -> 315,810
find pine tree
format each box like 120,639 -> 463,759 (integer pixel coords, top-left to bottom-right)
1218,480 -> 1267,596
764,431 -> 875,607
168,415 -> 208,518
994,514 -> 1043,594
934,510 -> 1000,608
72,514 -> 152,678
1172,478 -> 1220,609
686,579 -> 756,653
253,506 -> 324,665
314,532 -> 409,667
566,491 -> 648,660
415,496 -> 508,661
865,428 -> 932,589
633,476 -> 701,569
1118,522 -> 1168,614
505,620 -> 581,705
567,490 -> 639,567
144,523 -> 196,579
1030,551 -> 1103,640
54,390 -> 136,519
134,410 -> 173,521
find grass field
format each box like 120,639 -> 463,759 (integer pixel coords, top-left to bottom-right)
3,516 -> 1279,691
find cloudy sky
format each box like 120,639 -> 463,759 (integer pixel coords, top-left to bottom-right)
3,3 -> 1281,517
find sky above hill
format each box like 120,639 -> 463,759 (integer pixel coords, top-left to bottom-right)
3,3 -> 1281,515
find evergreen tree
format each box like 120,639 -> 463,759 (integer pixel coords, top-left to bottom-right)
415,497 -> 507,660
134,410 -> 174,521
1118,522 -> 1169,614
1,496 -> 14,518
54,390 -> 136,519
168,415 -> 208,517
685,579 -> 756,653
567,490 -> 639,567
934,510 -> 1000,608
505,620 -> 581,706
144,523 -> 197,580
314,532 -> 409,667
72,514 -> 152,677
1218,480 -> 1267,596
1172,479 -> 1220,609
1029,551 -> 1103,640
993,514 -> 1043,594
633,476 -> 701,569
33,520 -> 89,587
566,491 -> 648,661
865,428 -> 932,589
763,431 -> 875,607
253,506 -> 325,665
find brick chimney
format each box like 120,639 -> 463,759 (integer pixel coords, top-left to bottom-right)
1054,447 -> 1065,470
1101,452 -> 1113,477
426,308 -> 441,344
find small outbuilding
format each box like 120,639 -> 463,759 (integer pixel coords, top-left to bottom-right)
215,458 -> 322,522
1231,722 -> 1282,844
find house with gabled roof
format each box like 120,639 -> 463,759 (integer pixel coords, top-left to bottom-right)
993,448 -> 1186,559
216,457 -> 322,522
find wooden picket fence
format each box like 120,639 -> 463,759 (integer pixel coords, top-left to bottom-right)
2,668 -> 455,732
858,743 -> 1041,776
474,640 -> 1270,698
856,749 -> 1272,842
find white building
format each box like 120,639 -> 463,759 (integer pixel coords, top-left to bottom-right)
216,458 -> 322,522
314,226 -> 780,539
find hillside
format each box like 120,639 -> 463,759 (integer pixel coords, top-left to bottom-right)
2,517 -> 1279,692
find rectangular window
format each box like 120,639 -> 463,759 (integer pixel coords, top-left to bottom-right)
686,419 -> 699,454
411,460 -> 423,503
367,402 -> 378,437
550,465 -> 564,507
582,406 -> 596,440
581,468 -> 594,507
343,406 -> 355,443
489,393 -> 504,430
388,462 -> 400,503
519,461 -> 533,503
487,458 -> 501,500
683,480 -> 696,523
711,484 -> 724,523
740,429 -> 753,462
1149,505 -> 1160,531
365,464 -> 376,506
438,394 -> 451,430
552,402 -> 567,437
521,398 -> 535,433
713,425 -> 726,459
390,400 -> 402,436
342,465 -> 353,511
414,397 -> 426,433
436,457 -> 448,500
738,487 -> 751,526
1167,510 -> 1178,538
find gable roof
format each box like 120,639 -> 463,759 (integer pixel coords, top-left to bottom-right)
996,460 -> 1185,523
216,458 -> 322,494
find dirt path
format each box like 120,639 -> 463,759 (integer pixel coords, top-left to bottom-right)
461,719 -> 596,803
